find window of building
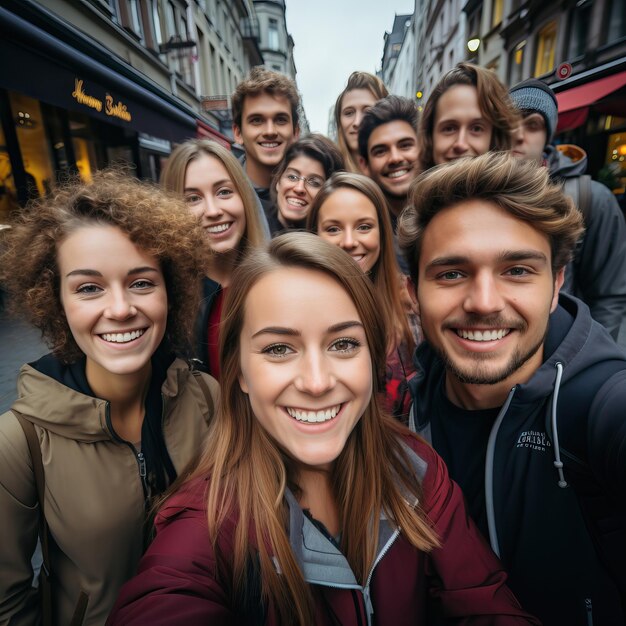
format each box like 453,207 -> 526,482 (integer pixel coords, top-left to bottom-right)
607,0 -> 626,43
165,2 -> 177,37
128,0 -> 144,39
268,18 -> 280,51
534,21 -> 557,77
151,0 -> 164,45
492,0 -> 503,27
509,40 -> 526,86
272,64 -> 281,72
568,1 -> 591,59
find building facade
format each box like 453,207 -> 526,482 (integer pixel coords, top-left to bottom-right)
0,0 -> 265,222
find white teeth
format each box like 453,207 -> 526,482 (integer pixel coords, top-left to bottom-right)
286,405 -> 341,423
101,329 -> 145,343
287,198 -> 306,207
457,329 -> 510,341
207,223 -> 231,234
388,169 -> 408,179
260,142 -> 279,148
351,255 -> 364,262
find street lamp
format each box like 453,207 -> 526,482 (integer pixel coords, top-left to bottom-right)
467,38 -> 480,53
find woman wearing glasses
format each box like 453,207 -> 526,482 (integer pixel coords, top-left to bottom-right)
268,134 -> 344,236
161,139 -> 266,379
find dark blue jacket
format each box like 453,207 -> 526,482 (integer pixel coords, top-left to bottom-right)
409,294 -> 626,626
191,276 -> 221,373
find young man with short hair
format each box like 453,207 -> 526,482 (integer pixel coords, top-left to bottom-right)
398,152 -> 626,626
231,67 -> 301,227
419,62 -> 518,171
357,95 -> 420,220
510,77 -> 626,339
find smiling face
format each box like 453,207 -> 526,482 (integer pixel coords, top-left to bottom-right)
238,267 -> 372,470
361,120 -> 419,201
275,155 -> 326,225
432,85 -> 493,165
233,93 -> 299,184
184,153 -> 246,254
58,225 -> 168,384
417,200 -> 563,406
317,188 -> 381,273
340,88 -> 378,153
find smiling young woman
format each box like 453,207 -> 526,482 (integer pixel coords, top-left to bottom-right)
161,139 -> 267,379
308,172 -> 419,421
0,171 -> 219,625
109,233 -> 540,626
268,134 -> 344,236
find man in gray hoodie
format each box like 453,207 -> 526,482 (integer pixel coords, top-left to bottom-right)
510,78 -> 626,340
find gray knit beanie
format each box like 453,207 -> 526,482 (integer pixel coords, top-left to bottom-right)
509,78 -> 558,144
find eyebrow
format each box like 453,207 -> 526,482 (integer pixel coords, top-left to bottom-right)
65,266 -> 160,278
251,320 -> 363,339
184,179 -> 230,192
425,250 -> 548,270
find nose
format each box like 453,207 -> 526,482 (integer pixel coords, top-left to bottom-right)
389,145 -> 403,163
294,349 -> 336,396
453,128 -> 469,153
263,120 -> 277,136
512,124 -> 524,146
463,271 -> 505,315
204,196 -> 223,218
340,228 -> 358,250
354,111 -> 364,129
105,287 -> 137,320
293,177 -> 306,194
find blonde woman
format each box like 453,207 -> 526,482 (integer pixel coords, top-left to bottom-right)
161,139 -> 266,379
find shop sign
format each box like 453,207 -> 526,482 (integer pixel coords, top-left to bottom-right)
72,78 -> 132,122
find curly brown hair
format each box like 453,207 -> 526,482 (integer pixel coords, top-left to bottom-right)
0,170 -> 209,362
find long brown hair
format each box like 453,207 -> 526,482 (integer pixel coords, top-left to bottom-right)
160,139 -> 267,257
307,172 -> 415,353
190,233 -> 438,624
419,62 -> 519,171
334,72 -> 389,173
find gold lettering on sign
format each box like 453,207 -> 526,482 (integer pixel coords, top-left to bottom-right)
72,79 -> 102,112
105,95 -> 132,122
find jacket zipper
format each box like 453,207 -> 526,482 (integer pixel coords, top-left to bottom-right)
585,598 -> 593,626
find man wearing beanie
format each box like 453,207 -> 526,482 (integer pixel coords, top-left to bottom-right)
510,78 -> 626,340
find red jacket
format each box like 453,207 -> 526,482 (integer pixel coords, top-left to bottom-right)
108,436 -> 539,625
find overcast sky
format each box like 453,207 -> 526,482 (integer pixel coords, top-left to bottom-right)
285,0 -> 415,134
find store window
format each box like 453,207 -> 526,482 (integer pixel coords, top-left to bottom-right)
0,123 -> 18,223
534,21 -> 557,77
8,92 -> 54,199
607,0 -> 626,43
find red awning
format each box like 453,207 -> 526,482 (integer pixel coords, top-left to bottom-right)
196,119 -> 231,149
555,70 -> 626,133
556,70 -> 626,113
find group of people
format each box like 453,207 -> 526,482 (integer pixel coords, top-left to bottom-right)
0,62 -> 625,626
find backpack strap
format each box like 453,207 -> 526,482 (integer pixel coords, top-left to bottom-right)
13,410 -> 53,626
192,370 -> 215,419
563,175 -> 592,224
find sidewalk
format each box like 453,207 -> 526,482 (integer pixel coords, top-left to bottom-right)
0,310 -> 47,413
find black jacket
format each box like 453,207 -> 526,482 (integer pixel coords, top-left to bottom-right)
547,146 -> 626,339
409,294 -> 626,626
191,276 -> 221,373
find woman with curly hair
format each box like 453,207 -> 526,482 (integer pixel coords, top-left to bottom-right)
267,134 -> 344,236
0,171 -> 219,625
307,172 -> 419,422
109,233 -> 538,625
161,139 -> 266,379
334,71 -> 389,173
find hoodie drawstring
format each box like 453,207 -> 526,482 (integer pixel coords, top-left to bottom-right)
551,362 -> 569,489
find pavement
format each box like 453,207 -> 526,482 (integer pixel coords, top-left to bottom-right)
1,309 -> 625,415
0,309 -> 48,414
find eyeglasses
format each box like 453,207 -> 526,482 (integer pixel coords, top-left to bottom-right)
282,172 -> 325,190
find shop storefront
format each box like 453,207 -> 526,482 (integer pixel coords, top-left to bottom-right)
0,3 -> 219,222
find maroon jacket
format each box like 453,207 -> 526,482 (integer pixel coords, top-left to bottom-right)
108,436 -> 539,625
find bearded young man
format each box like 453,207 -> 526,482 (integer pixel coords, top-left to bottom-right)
398,152 -> 626,626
